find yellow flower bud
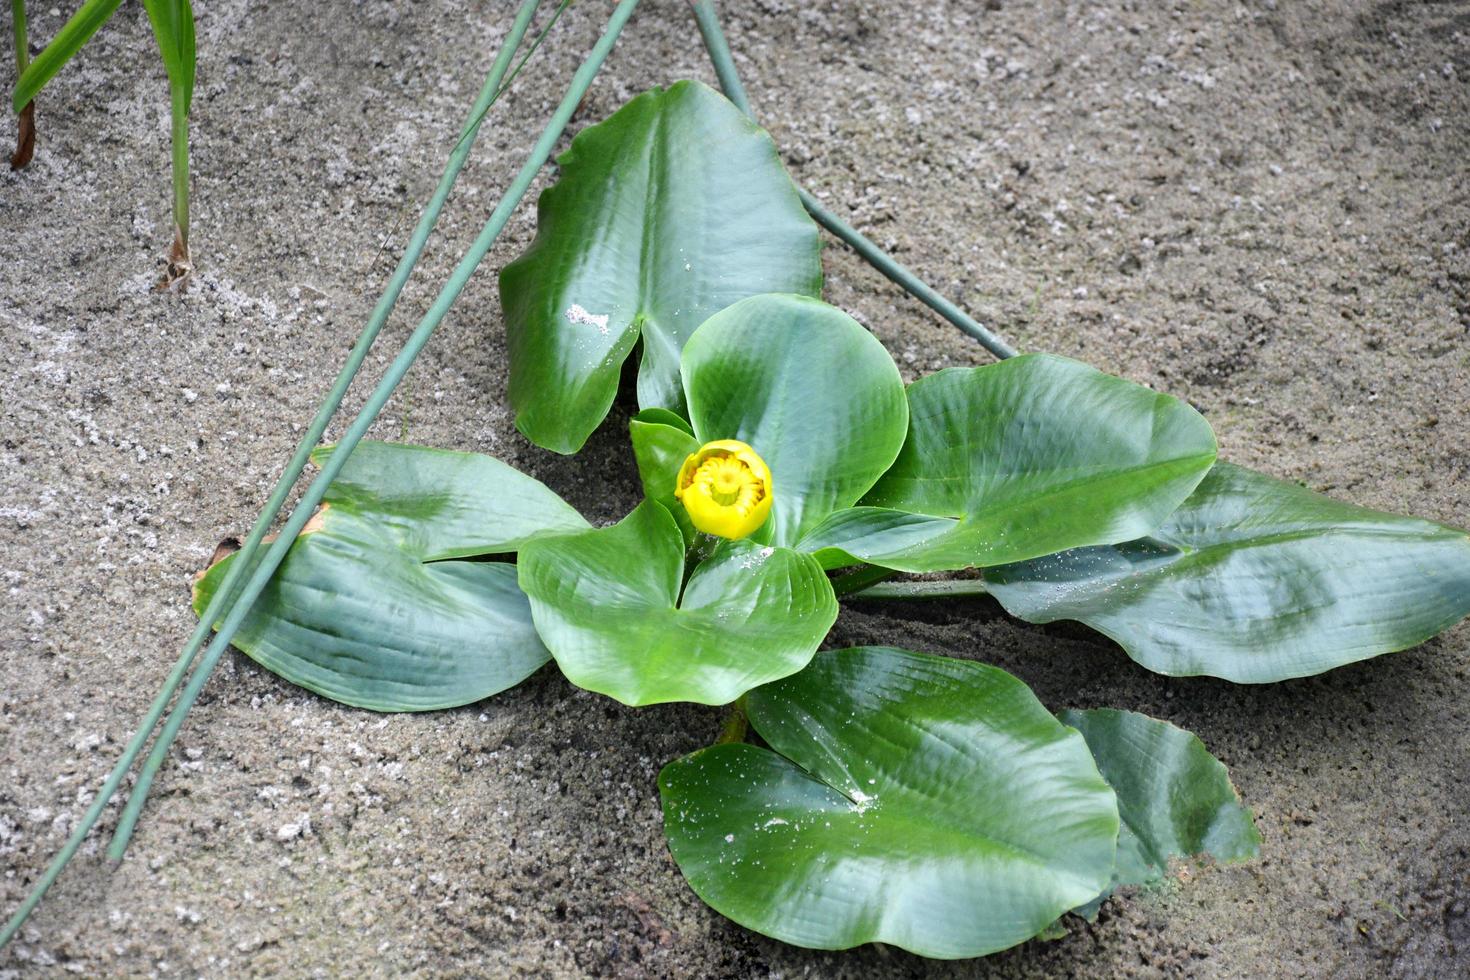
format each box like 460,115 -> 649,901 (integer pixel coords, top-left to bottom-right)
674,440 -> 773,540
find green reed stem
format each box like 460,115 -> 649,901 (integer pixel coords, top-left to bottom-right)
847,579 -> 991,601
0,1 -> 549,950
690,0 -> 1018,360
450,0 -> 571,161
106,0 -> 561,864
168,83 -> 188,252
104,0 -> 640,862
105,0 -> 586,862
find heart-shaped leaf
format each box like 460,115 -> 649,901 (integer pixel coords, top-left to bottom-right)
500,80 -> 822,454
517,501 -> 837,706
681,293 -> 909,547
1062,708 -> 1259,918
797,354 -> 1217,572
193,442 -> 587,711
659,646 -> 1119,959
984,462 -> 1470,682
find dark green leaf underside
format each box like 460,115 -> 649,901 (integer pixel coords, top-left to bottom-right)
985,462 -> 1470,682
1062,708 -> 1259,917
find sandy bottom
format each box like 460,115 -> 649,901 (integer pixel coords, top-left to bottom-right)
2,1 -> 1467,976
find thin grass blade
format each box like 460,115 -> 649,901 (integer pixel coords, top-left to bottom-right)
140,0 -> 193,111
11,0 -> 123,112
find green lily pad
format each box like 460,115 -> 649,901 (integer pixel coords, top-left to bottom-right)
194,442 -> 586,711
499,80 -> 822,454
680,293 -> 909,547
1062,708 -> 1260,918
797,354 -> 1217,572
659,646 -> 1119,958
985,462 -> 1470,682
517,501 -> 837,706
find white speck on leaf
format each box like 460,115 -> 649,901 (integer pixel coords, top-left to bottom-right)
565,304 -> 610,335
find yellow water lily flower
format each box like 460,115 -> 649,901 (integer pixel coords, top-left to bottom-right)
674,439 -> 773,540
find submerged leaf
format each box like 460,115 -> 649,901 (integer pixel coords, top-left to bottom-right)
517,501 -> 837,706
193,442 -> 587,711
659,647 -> 1119,959
985,462 -> 1470,682
500,81 -> 821,454
798,354 -> 1217,572
1062,708 -> 1259,917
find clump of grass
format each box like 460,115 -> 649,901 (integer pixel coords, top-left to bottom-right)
9,0 -> 195,284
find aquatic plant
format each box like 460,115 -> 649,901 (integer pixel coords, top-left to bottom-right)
3,0 -> 1466,963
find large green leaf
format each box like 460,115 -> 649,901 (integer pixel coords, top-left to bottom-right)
1062,709 -> 1259,918
192,442 -> 587,711
659,647 -> 1119,959
985,462 -> 1470,682
517,501 -> 837,706
500,80 -> 822,454
797,354 -> 1217,572
681,293 -> 909,547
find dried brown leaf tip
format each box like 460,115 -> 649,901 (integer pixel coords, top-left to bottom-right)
300,507 -> 329,536
208,536 -> 243,568
192,537 -> 242,591
189,506 -> 329,590
10,102 -> 36,171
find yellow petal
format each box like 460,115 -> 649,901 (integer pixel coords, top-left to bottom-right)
674,439 -> 773,540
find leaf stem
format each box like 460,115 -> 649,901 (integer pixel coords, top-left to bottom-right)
688,0 -> 1018,360
846,579 -> 991,601
0,0 -> 556,950
716,695 -> 749,744
830,563 -> 897,597
102,0 -> 641,864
